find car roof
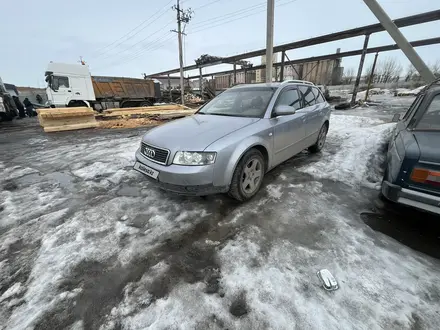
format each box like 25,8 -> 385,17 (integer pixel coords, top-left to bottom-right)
230,81 -> 314,90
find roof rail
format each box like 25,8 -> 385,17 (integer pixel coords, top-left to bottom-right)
281,80 -> 315,86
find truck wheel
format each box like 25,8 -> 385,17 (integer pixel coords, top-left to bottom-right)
140,101 -> 153,107
309,123 -> 328,153
228,149 -> 265,202
0,113 -> 13,122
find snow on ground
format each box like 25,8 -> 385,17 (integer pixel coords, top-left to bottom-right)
1,112 -> 440,329
299,115 -> 395,189
101,177 -> 440,330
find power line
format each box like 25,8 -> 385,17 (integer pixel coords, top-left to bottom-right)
97,19 -> 175,61
91,0 -> 225,66
90,0 -> 174,59
191,1 -> 268,27
93,33 -> 176,73
100,32 -> 174,68
192,0 -> 226,11
189,0 -> 297,34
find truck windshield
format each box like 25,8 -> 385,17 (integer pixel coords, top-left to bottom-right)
198,87 -> 275,118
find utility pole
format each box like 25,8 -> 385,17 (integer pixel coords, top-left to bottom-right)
265,0 -> 275,83
172,0 -> 192,105
363,0 -> 435,83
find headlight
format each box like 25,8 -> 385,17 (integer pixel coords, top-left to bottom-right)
173,151 -> 216,166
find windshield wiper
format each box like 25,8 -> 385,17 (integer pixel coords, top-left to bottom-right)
209,113 -> 237,117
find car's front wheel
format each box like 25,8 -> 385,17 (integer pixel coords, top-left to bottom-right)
229,149 -> 265,202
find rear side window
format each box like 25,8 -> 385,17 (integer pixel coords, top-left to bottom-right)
313,87 -> 326,103
417,94 -> 440,130
276,89 -> 302,110
299,86 -> 316,107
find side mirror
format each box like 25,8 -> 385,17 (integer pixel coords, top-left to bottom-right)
274,105 -> 296,116
391,113 -> 401,122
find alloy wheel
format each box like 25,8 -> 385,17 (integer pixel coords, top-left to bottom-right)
241,158 -> 263,194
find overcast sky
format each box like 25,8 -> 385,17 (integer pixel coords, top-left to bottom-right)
1,0 -> 439,86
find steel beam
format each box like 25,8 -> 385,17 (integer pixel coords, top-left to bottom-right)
168,74 -> 172,102
280,51 -> 285,81
145,10 -> 440,77
199,67 -> 203,96
351,34 -> 370,105
183,37 -> 440,80
363,0 -> 435,83
365,52 -> 379,101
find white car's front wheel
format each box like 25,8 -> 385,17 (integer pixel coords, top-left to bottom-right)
228,149 -> 265,202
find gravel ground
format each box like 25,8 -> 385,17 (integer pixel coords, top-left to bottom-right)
1,98 -> 440,330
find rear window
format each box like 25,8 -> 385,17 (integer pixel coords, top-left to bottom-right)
417,94 -> 440,130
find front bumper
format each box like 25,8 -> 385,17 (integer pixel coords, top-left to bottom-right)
134,149 -> 228,196
382,180 -> 440,215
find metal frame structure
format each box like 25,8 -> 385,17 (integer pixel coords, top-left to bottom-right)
145,9 -> 440,97
146,10 -> 440,77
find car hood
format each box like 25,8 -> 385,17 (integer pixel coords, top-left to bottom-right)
413,131 -> 440,164
142,114 -> 259,151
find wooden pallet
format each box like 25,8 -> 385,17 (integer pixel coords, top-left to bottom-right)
36,105 -> 196,132
37,107 -> 98,133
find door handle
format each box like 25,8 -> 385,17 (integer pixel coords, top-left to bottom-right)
68,90 -> 72,92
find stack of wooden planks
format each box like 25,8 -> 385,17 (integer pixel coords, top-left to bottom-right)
96,104 -> 194,120
37,107 -> 98,133
37,104 -> 197,132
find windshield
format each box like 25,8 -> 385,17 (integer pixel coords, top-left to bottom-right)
416,94 -> 440,131
198,87 -> 275,118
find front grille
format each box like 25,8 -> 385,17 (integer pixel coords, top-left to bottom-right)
141,142 -> 170,165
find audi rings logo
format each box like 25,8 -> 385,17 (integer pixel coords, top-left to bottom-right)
144,147 -> 156,158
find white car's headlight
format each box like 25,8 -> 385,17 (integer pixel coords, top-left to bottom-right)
173,151 -> 216,166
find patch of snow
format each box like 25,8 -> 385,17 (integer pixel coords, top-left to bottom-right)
300,115 -> 394,188
288,183 -> 304,189
1,166 -> 39,181
0,283 -> 23,302
0,184 -> 66,227
266,184 -> 283,199
205,239 -> 221,246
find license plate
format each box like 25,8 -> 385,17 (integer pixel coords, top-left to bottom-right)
133,162 -> 159,179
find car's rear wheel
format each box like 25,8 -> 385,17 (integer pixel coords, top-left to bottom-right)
228,149 -> 265,202
309,123 -> 328,153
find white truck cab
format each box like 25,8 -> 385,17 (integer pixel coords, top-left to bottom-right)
45,62 -> 96,107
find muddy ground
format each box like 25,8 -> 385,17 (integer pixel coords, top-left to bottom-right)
1,97 -> 440,330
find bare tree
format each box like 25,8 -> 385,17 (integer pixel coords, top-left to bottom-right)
342,67 -> 355,84
430,60 -> 440,78
376,57 -> 402,83
405,64 -> 416,82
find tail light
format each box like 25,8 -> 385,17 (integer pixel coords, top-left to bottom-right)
411,168 -> 440,187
